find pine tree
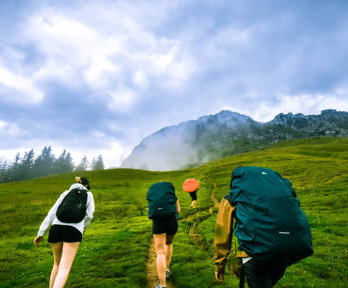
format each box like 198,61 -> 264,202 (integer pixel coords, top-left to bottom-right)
55,150 -> 74,173
75,156 -> 89,171
32,146 -> 55,177
91,155 -> 105,170
0,160 -> 9,183
20,149 -> 35,180
8,153 -> 21,181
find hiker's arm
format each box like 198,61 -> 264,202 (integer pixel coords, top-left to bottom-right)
84,193 -> 95,230
176,199 -> 181,214
214,197 -> 235,276
37,192 -> 67,237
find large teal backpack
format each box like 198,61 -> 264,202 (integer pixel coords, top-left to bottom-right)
226,166 -> 313,265
147,182 -> 177,219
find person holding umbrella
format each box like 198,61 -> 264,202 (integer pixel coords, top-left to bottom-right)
182,178 -> 199,209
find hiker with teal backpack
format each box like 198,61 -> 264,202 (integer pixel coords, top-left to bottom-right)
147,181 -> 181,288
34,177 -> 95,288
214,166 -> 313,287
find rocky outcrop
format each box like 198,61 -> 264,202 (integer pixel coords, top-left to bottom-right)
121,109 -> 348,171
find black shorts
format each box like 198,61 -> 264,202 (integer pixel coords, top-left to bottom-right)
48,225 -> 82,243
189,190 -> 197,201
152,215 -> 178,235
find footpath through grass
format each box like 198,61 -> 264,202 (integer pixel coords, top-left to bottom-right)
0,137 -> 347,287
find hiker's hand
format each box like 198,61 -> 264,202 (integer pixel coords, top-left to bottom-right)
215,271 -> 224,283
34,236 -> 43,246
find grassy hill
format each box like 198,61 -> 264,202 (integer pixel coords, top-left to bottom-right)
0,137 -> 347,287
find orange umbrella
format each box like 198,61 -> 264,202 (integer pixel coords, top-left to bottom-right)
182,178 -> 199,192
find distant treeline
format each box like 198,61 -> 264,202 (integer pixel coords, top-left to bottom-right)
0,146 -> 105,183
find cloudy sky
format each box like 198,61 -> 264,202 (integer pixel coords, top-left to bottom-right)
1,0 -> 347,168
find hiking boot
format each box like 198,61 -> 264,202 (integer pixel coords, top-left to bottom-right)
166,269 -> 170,279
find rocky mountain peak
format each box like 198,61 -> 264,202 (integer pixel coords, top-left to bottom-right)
121,109 -> 348,171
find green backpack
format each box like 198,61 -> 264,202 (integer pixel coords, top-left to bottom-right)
226,166 -> 313,265
147,182 -> 177,219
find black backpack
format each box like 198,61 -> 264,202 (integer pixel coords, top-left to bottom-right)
147,182 -> 177,219
56,188 -> 88,223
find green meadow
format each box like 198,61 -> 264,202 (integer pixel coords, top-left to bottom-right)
0,137 -> 347,287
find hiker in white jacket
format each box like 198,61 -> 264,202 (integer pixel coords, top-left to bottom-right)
34,177 -> 95,288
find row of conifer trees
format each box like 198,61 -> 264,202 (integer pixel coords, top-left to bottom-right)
0,146 -> 104,183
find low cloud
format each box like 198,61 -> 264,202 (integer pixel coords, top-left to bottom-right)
0,65 -> 44,103
0,0 -> 347,168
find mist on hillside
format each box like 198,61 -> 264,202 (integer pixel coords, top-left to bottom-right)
121,126 -> 200,171
120,109 -> 348,171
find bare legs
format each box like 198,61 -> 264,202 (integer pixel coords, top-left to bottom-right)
154,234 -> 175,287
154,234 -> 167,287
50,242 -> 63,288
50,242 -> 80,288
165,242 -> 173,271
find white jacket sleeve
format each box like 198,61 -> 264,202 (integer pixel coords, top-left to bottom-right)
84,192 -> 95,230
38,191 -> 68,237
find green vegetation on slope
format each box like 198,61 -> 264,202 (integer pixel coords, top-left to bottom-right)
0,137 -> 347,287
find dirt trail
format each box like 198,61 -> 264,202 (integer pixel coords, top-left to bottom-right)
188,182 -> 219,248
326,172 -> 348,184
146,239 -> 175,288
146,182 -> 219,287
146,241 -> 158,288
210,182 -> 220,208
